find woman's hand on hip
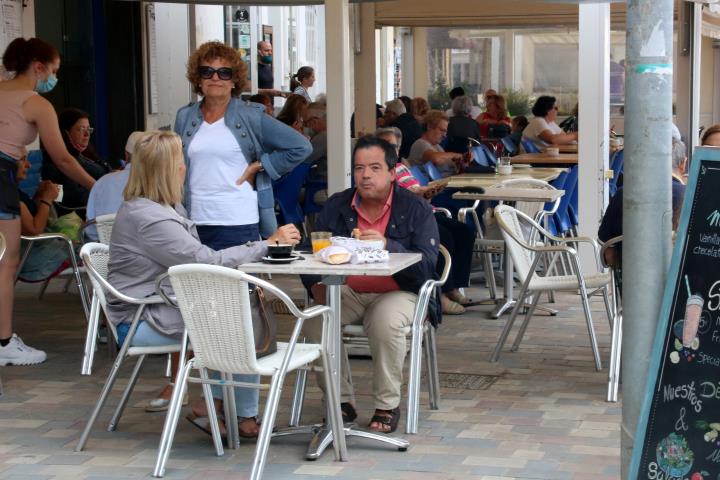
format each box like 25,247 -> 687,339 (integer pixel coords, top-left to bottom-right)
235,162 -> 263,188
267,224 -> 301,245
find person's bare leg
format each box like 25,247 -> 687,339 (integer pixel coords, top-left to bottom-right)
0,219 -> 21,339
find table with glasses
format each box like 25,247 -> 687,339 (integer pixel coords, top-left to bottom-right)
510,153 -> 578,166
238,252 -> 422,460
446,167 -> 567,190
452,187 -> 565,318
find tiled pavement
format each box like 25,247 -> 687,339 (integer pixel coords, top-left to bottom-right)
1,276 -> 620,479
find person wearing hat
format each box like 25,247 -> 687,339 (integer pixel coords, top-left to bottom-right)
85,131 -> 144,241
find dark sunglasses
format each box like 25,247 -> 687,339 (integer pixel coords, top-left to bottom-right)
198,66 -> 233,80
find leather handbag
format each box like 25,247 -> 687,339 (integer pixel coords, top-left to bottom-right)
249,287 -> 277,358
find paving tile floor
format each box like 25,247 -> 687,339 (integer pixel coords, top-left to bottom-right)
1,275 -> 621,479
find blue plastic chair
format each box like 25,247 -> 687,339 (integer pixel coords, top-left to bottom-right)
272,163 -> 311,225
501,136 -> 517,156
469,144 -> 497,167
425,162 -> 444,181
552,166 -> 578,235
609,149 -> 624,197
521,139 -> 541,153
409,165 -> 430,186
303,177 -> 328,216
18,150 -> 44,197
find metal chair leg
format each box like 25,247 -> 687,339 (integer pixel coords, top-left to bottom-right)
289,368 -> 308,427
38,277 -> 52,300
250,373 -> 283,480
200,367 -> 225,457
320,347 -> 346,461
108,354 -> 146,431
576,277 -> 603,371
425,326 -> 440,410
153,358 -> 195,478
490,288 -> 530,363
405,314 -> 425,434
511,292 -> 541,352
81,295 -> 100,375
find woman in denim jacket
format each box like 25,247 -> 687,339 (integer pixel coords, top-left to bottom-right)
172,41 -> 310,435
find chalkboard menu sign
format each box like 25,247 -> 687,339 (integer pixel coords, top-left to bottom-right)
632,147 -> 720,479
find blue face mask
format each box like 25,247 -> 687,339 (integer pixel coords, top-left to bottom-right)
261,55 -> 272,64
35,74 -> 58,93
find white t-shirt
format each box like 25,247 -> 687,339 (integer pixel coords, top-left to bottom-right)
522,116 -> 563,148
188,120 -> 259,226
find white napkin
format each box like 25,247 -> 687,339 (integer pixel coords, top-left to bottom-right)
326,236 -> 389,264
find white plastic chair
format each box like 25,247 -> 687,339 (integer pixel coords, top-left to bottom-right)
600,235 -> 623,402
152,264 -> 343,480
491,205 -> 613,371
288,245 -> 451,434
75,243 -> 183,451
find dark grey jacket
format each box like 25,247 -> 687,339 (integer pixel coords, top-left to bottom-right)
305,185 -> 443,326
107,197 -> 269,335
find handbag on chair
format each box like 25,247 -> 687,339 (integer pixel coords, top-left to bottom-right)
250,287 -> 277,358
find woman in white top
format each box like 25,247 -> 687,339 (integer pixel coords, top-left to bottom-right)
290,66 -> 315,102
0,38 -> 96,367
522,95 -> 578,149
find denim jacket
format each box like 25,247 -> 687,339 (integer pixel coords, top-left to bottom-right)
174,98 -> 312,237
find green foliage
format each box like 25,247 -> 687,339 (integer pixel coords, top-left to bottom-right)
501,88 -> 534,117
427,77 -> 483,111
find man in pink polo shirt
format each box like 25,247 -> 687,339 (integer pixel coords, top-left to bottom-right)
304,136 -> 440,434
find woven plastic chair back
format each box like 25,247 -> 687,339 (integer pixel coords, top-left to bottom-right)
95,214 -> 116,245
167,264 -> 260,375
79,243 -> 119,342
494,205 -> 538,283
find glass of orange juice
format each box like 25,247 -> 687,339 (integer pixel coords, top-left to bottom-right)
311,231 -> 332,253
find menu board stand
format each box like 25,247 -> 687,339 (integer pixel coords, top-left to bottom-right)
631,147 -> 720,479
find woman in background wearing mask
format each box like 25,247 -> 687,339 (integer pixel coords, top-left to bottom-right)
0,37 -> 95,367
41,108 -> 112,217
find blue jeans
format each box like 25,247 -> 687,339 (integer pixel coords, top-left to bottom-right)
196,222 -> 261,417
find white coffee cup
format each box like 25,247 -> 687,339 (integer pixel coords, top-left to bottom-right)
55,184 -> 63,203
498,164 -> 513,175
545,147 -> 560,156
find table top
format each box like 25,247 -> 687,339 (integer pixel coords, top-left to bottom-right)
453,187 -> 565,202
511,153 -> 578,165
446,167 -> 567,189
238,252 -> 422,277
554,144 -> 577,153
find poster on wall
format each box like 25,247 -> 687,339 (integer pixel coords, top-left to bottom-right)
0,0 -> 23,79
630,147 -> 720,479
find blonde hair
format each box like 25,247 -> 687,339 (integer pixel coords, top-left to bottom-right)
123,131 -> 184,205
424,110 -> 449,130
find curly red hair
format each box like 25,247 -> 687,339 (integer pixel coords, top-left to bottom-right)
186,41 -> 248,97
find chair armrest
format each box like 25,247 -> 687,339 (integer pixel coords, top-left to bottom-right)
21,233 -> 72,243
154,272 -> 178,308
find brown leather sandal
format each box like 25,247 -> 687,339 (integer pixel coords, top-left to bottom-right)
367,407 -> 401,434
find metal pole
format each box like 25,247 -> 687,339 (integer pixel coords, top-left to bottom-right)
621,1 -> 674,477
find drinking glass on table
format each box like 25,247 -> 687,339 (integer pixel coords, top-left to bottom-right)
311,231 -> 332,253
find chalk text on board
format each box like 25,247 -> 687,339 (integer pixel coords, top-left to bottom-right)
662,382 -> 703,413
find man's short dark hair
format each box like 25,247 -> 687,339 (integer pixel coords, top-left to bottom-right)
532,96 -> 557,118
352,135 -> 398,170
449,87 -> 465,100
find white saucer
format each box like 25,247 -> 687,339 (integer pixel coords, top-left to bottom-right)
261,255 -> 302,264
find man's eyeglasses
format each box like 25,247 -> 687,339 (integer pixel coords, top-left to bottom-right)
198,66 -> 234,80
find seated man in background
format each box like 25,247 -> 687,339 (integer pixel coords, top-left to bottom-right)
85,131 -> 144,241
384,98 -> 422,160
304,136 -> 440,434
302,102 -> 328,177
599,138 -> 687,267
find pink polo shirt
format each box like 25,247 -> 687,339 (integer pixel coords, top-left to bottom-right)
345,189 -> 400,293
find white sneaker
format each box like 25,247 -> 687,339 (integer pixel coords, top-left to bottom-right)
0,334 -> 47,366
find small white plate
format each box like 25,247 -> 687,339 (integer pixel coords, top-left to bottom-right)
261,255 -> 302,264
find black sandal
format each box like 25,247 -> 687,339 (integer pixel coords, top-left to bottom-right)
368,407 -> 401,434
341,402 -> 357,423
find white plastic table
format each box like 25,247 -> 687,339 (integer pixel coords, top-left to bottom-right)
239,252 -> 422,460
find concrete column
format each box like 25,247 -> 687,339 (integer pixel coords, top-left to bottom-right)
353,2 -> 376,138
690,3 -> 703,149
675,2 -> 692,143
622,0 -> 674,476
399,28 -> 413,97
577,3 -> 610,273
504,31 -> 515,89
378,26 -> 394,103
490,36 -> 500,90
412,27 -> 428,99
325,0 -> 352,194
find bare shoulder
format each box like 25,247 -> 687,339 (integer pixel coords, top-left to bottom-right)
23,93 -> 53,121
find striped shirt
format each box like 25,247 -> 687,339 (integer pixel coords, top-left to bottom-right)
395,162 -> 420,189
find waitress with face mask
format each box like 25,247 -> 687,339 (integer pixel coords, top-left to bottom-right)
0,37 -> 95,367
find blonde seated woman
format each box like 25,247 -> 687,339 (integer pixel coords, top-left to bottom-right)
107,131 -> 300,438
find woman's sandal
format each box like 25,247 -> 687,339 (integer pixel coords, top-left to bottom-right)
367,407 -> 401,434
322,402 -> 357,425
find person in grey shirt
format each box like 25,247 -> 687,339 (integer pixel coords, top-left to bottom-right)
107,131 -> 299,435
407,110 -> 463,179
